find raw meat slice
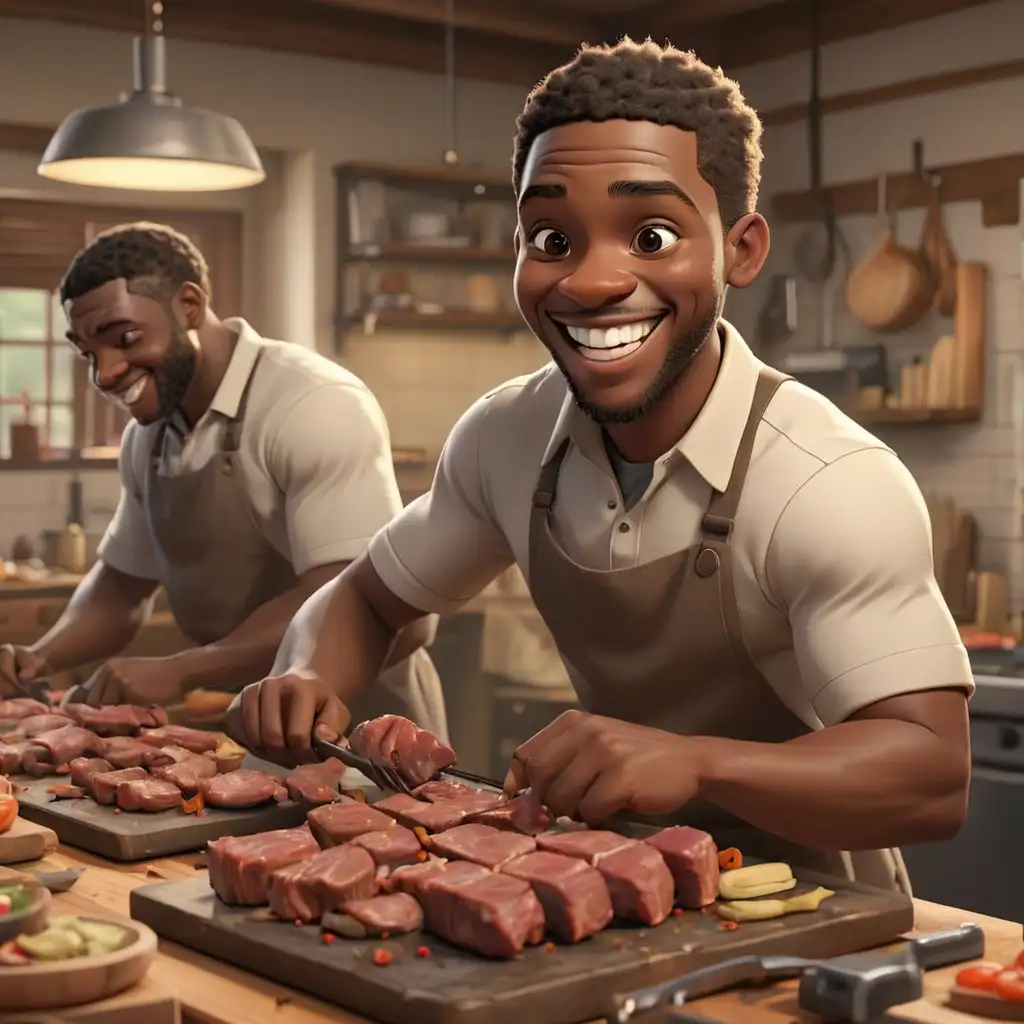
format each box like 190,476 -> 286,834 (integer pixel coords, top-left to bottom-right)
116,777 -> 184,812
418,866 -> 545,958
536,830 -> 634,864
326,893 -> 423,937
307,800 -> 397,846
349,826 -> 424,868
349,714 -> 456,787
375,791 -> 500,832
21,726 -> 106,775
19,714 -> 74,737
199,769 -> 285,809
428,823 -> 536,869
284,758 -> 345,805
268,844 -> 376,923
153,753 -> 217,793
139,725 -> 219,754
380,857 -> 453,895
89,767 -> 149,805
103,736 -> 175,770
0,741 -> 28,775
68,757 -> 113,789
465,791 -> 551,836
502,851 -> 613,942
207,825 -> 320,905
66,704 -> 168,736
412,780 -> 473,801
643,826 -> 719,908
595,844 -> 674,926
0,699 -> 50,721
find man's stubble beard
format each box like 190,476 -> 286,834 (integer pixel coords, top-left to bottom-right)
153,326 -> 198,421
550,293 -> 722,426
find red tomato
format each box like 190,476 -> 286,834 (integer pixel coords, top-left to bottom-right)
995,970 -> 1024,1002
1012,949 -> 1024,975
955,963 -> 1002,990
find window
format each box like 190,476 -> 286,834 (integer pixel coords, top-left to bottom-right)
0,199 -> 242,461
0,287 -> 74,458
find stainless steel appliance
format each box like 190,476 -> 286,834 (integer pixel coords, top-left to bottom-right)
900,650 -> 1024,923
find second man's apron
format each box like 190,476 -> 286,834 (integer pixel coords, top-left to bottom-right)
526,365 -> 909,893
144,350 -> 448,740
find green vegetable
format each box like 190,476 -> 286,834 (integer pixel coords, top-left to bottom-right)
16,927 -> 85,961
55,917 -> 128,956
0,885 -> 32,915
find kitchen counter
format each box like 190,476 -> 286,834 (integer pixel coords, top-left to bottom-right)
2,844 -> 1020,1024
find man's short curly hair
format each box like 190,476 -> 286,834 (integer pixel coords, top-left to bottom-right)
60,221 -> 211,305
513,37 -> 763,228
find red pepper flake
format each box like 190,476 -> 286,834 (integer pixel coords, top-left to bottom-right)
321,932 -> 335,945
113,807 -> 122,814
720,921 -> 740,931
672,907 -> 684,916
371,948 -> 393,966
416,945 -> 430,958
379,931 -> 390,940
293,918 -> 303,928
416,850 -> 428,862
543,941 -> 556,954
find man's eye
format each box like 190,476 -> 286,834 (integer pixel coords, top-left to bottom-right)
120,330 -> 142,348
529,228 -> 571,257
631,225 -> 681,255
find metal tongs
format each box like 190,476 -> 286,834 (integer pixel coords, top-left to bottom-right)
311,733 -> 505,796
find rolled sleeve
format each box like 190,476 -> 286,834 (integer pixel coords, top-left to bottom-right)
95,423 -> 161,581
368,395 -> 515,614
268,384 -> 404,575
766,448 -> 974,726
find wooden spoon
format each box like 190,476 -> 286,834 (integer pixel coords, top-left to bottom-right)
922,174 -> 958,316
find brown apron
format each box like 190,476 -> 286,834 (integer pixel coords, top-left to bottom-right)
527,365 -> 909,892
144,349 -> 449,739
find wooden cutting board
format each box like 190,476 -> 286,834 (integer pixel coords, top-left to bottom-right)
130,869 -> 914,1024
11,774 -> 307,862
0,973 -> 179,1024
0,815 -> 59,864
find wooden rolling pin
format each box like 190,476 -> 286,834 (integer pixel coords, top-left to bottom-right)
952,262 -> 986,410
975,572 -> 1008,634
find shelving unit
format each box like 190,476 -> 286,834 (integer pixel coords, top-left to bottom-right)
334,161 -> 522,350
850,406 -> 981,426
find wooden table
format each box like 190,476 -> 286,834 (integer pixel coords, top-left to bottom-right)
2,844 -> 1019,1024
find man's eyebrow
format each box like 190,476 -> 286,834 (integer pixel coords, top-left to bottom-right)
609,180 -> 697,208
518,183 -> 567,208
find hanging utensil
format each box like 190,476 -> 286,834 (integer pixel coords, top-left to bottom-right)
845,174 -> 929,331
441,0 -> 458,166
921,171 -> 959,316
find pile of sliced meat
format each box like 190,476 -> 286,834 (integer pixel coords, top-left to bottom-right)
0,697 -> 301,815
207,714 -> 723,959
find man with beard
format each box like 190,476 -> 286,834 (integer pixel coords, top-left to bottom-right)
228,40 -> 972,891
0,222 -> 448,743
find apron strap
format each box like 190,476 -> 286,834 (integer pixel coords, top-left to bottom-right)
532,437 -> 571,512
222,349 -> 265,454
703,366 -> 790,537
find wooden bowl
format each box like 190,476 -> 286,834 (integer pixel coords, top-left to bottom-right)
0,879 -> 51,943
0,916 -> 157,1010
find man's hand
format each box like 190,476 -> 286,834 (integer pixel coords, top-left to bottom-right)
226,671 -> 351,768
0,645 -> 52,698
83,657 -> 187,707
505,710 -> 704,824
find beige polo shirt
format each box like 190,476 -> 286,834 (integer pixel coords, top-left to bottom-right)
98,318 -> 403,581
369,321 -> 973,729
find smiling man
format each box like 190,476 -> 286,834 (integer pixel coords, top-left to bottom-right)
0,222 -> 447,742
230,40 -> 973,891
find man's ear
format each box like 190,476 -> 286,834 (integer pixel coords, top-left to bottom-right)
173,281 -> 208,331
724,212 -> 770,288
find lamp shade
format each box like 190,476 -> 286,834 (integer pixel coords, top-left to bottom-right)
38,92 -> 265,192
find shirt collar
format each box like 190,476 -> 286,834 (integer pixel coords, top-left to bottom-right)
208,317 -> 264,420
540,319 -> 762,493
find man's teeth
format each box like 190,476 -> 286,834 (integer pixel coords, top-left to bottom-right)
122,377 -> 148,405
563,318 -> 659,350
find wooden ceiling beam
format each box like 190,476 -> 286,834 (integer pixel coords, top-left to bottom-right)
305,0 -> 599,46
638,0 -> 789,32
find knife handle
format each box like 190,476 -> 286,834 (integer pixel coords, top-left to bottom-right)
911,924 -> 985,969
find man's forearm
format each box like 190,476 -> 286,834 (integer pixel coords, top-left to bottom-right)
172,566 -> 344,692
34,563 -> 157,672
694,718 -> 970,850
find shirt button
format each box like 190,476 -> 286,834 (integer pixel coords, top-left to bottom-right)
618,522 -> 630,533
607,500 -> 617,510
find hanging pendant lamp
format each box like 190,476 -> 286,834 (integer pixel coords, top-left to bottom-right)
38,1 -> 264,192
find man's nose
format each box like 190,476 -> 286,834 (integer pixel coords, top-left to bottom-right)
91,352 -> 130,392
555,247 -> 638,309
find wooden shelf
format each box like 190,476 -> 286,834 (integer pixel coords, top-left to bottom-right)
335,161 -> 513,191
346,310 -> 525,333
772,152 -> 1024,228
849,406 -> 981,425
345,243 -> 513,266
